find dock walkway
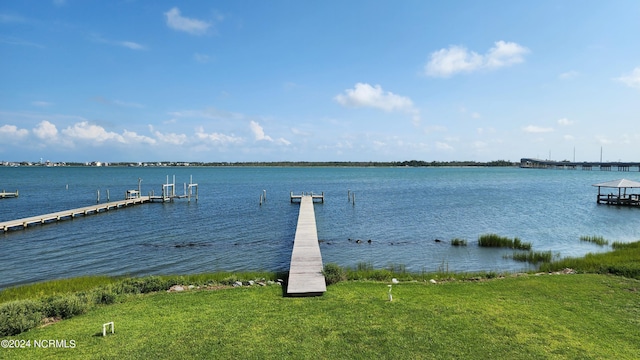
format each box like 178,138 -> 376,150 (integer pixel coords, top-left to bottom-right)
0,190 -> 19,199
287,195 -> 326,296
0,196 -> 150,232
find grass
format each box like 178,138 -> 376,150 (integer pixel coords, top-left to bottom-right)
450,238 -> 468,246
2,242 -> 640,358
540,241 -> 640,279
580,235 -> 609,246
2,275 -> 639,359
507,251 -> 553,264
478,234 -> 532,250
0,276 -> 119,303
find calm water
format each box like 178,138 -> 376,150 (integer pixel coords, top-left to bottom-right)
1,166 -> 638,289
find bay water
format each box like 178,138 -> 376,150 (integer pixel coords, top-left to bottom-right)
1,166 -> 638,289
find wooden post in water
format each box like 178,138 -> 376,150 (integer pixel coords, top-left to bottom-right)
106,189 -> 110,202
96,190 -> 100,203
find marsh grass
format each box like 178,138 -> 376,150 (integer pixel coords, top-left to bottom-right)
540,241 -> 640,279
0,276 -> 118,303
451,238 -> 468,246
478,234 -> 532,250
580,235 -> 609,246
507,251 -> 553,264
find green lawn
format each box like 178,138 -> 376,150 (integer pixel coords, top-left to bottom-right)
2,274 -> 639,359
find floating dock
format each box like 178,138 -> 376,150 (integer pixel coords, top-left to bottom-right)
0,196 -> 150,232
287,194 -> 326,296
0,190 -> 18,199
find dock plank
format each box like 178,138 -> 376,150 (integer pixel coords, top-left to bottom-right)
287,195 -> 326,296
0,196 -> 150,232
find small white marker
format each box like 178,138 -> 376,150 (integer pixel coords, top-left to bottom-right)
102,322 -> 114,337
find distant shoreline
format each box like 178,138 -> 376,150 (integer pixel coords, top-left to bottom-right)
1,160 -> 518,168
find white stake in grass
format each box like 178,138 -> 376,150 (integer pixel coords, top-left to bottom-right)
102,322 -> 114,336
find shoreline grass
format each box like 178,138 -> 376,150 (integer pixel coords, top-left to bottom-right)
478,233 -> 532,250
540,240 -> 640,278
580,235 -> 609,246
507,250 -> 553,264
2,241 -> 639,345
2,275 -> 639,359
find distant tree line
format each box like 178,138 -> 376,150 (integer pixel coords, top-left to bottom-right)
108,160 -> 517,167
4,160 -> 517,167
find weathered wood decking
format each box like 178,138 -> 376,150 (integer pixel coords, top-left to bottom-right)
0,196 -> 150,232
287,195 -> 326,296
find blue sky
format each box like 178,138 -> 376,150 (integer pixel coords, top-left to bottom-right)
1,1 -> 639,163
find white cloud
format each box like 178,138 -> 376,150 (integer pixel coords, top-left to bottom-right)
557,118 -> 574,126
62,121 -> 124,143
276,138 -> 291,146
90,34 -> 146,51
563,135 -> 575,141
122,130 -> 156,145
33,121 -> 58,140
119,41 -> 146,50
249,121 -> 290,145
150,126 -> 188,145
53,0 -> 66,6
425,41 -> 529,77
0,124 -> 29,140
523,125 -> 554,133
250,120 -> 273,141
195,127 -> 243,145
164,7 -> 211,35
291,128 -> 312,136
615,67 -> 640,89
335,83 -> 414,112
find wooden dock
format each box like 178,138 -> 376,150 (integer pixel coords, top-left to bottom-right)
521,158 -> 640,171
593,179 -> 640,207
287,195 -> 326,296
0,190 -> 19,199
0,196 -> 150,232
